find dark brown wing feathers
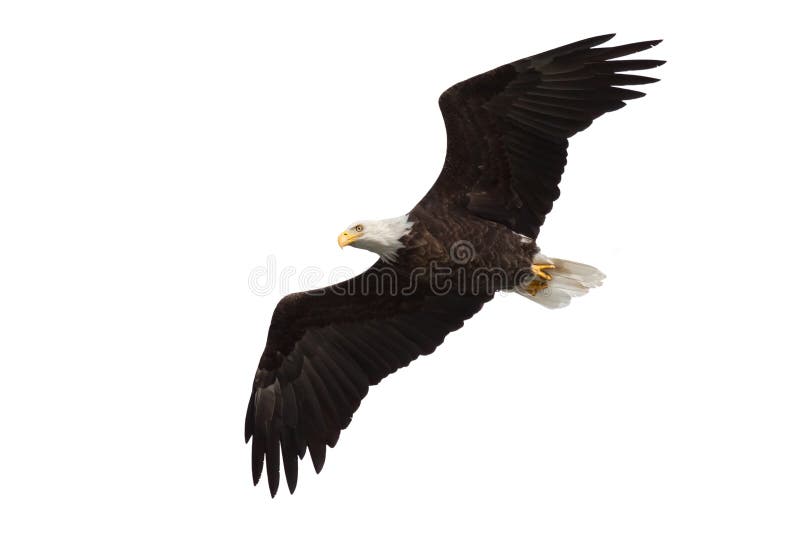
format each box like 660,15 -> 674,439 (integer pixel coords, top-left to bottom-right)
425,34 -> 663,239
246,265 -> 492,496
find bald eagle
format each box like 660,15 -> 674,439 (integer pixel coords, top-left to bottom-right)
246,34 -> 663,496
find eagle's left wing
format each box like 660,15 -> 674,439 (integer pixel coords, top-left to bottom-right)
419,34 -> 663,239
246,263 -> 492,496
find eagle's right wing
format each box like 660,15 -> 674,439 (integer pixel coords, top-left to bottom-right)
245,264 -> 492,497
420,34 -> 663,240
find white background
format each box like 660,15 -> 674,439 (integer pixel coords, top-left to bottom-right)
2,1 -> 799,532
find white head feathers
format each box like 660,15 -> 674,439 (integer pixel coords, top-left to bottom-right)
342,215 -> 414,262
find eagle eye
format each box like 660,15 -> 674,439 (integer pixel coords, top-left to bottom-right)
355,225 -> 363,232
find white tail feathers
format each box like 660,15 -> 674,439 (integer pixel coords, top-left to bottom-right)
516,254 -> 605,309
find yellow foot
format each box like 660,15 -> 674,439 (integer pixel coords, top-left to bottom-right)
526,279 -> 548,296
531,263 -> 556,281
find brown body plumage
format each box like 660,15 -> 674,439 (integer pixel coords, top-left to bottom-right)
399,204 -> 538,291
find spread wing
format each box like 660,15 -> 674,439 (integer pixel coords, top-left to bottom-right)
420,34 -> 663,239
245,263 -> 492,496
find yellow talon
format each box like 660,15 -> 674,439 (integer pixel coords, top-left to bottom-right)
531,263 -> 556,281
526,279 -> 548,296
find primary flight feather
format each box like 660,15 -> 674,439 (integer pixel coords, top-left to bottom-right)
246,34 -> 664,496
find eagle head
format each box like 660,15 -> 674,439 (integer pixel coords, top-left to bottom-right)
337,216 -> 414,261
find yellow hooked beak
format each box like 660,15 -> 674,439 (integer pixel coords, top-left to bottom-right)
338,230 -> 361,248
